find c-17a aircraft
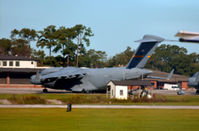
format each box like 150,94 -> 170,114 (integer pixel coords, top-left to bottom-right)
188,72 -> 199,94
175,30 -> 199,94
175,30 -> 199,43
31,35 -> 165,93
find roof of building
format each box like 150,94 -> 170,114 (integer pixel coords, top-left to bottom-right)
110,80 -> 152,86
144,70 -> 188,82
0,55 -> 37,61
0,68 -> 42,73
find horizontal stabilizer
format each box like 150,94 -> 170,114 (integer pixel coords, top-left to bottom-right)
135,35 -> 164,43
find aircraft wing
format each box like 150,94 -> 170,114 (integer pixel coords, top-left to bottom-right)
175,30 -> 199,43
40,68 -> 87,83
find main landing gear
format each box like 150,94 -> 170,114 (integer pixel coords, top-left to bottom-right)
43,88 -> 48,93
196,89 -> 199,94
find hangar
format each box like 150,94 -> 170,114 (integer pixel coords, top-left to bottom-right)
0,55 -> 45,88
144,70 -> 188,90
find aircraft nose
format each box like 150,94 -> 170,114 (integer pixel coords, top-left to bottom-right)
30,75 -> 35,84
30,75 -> 41,84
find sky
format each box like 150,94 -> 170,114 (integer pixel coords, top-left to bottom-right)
1,0 -> 199,57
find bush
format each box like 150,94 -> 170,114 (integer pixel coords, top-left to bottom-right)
59,94 -> 109,104
8,95 -> 47,104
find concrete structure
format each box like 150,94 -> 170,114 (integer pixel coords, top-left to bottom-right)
108,80 -> 152,99
108,81 -> 128,99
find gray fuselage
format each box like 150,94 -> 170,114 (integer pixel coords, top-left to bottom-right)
81,67 -> 151,90
31,67 -> 152,92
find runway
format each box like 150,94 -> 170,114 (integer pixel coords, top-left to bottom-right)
0,104 -> 199,109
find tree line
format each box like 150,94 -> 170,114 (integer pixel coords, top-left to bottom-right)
0,25 -> 102,67
0,25 -> 199,76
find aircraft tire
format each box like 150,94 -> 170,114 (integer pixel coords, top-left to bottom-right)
82,89 -> 89,94
43,88 -> 48,93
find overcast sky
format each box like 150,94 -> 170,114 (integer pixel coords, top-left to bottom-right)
1,0 -> 199,57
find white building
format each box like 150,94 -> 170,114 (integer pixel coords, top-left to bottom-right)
0,55 -> 37,68
107,80 -> 152,100
108,81 -> 128,100
164,83 -> 180,90
0,55 -> 47,86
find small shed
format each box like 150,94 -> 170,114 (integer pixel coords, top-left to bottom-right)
107,80 -> 152,100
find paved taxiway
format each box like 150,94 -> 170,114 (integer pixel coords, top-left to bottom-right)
0,105 -> 199,109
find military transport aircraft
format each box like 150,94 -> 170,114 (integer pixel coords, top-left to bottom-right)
175,30 -> 199,43
176,30 -> 199,94
188,72 -> 199,94
31,35 -> 165,93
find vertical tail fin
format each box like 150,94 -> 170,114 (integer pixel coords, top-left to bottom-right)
167,69 -> 174,80
126,35 -> 164,69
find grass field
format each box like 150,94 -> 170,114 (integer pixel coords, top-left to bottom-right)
0,108 -> 199,131
0,94 -> 199,105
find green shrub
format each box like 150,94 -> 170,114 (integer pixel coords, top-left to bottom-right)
8,95 -> 47,104
59,94 -> 109,104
